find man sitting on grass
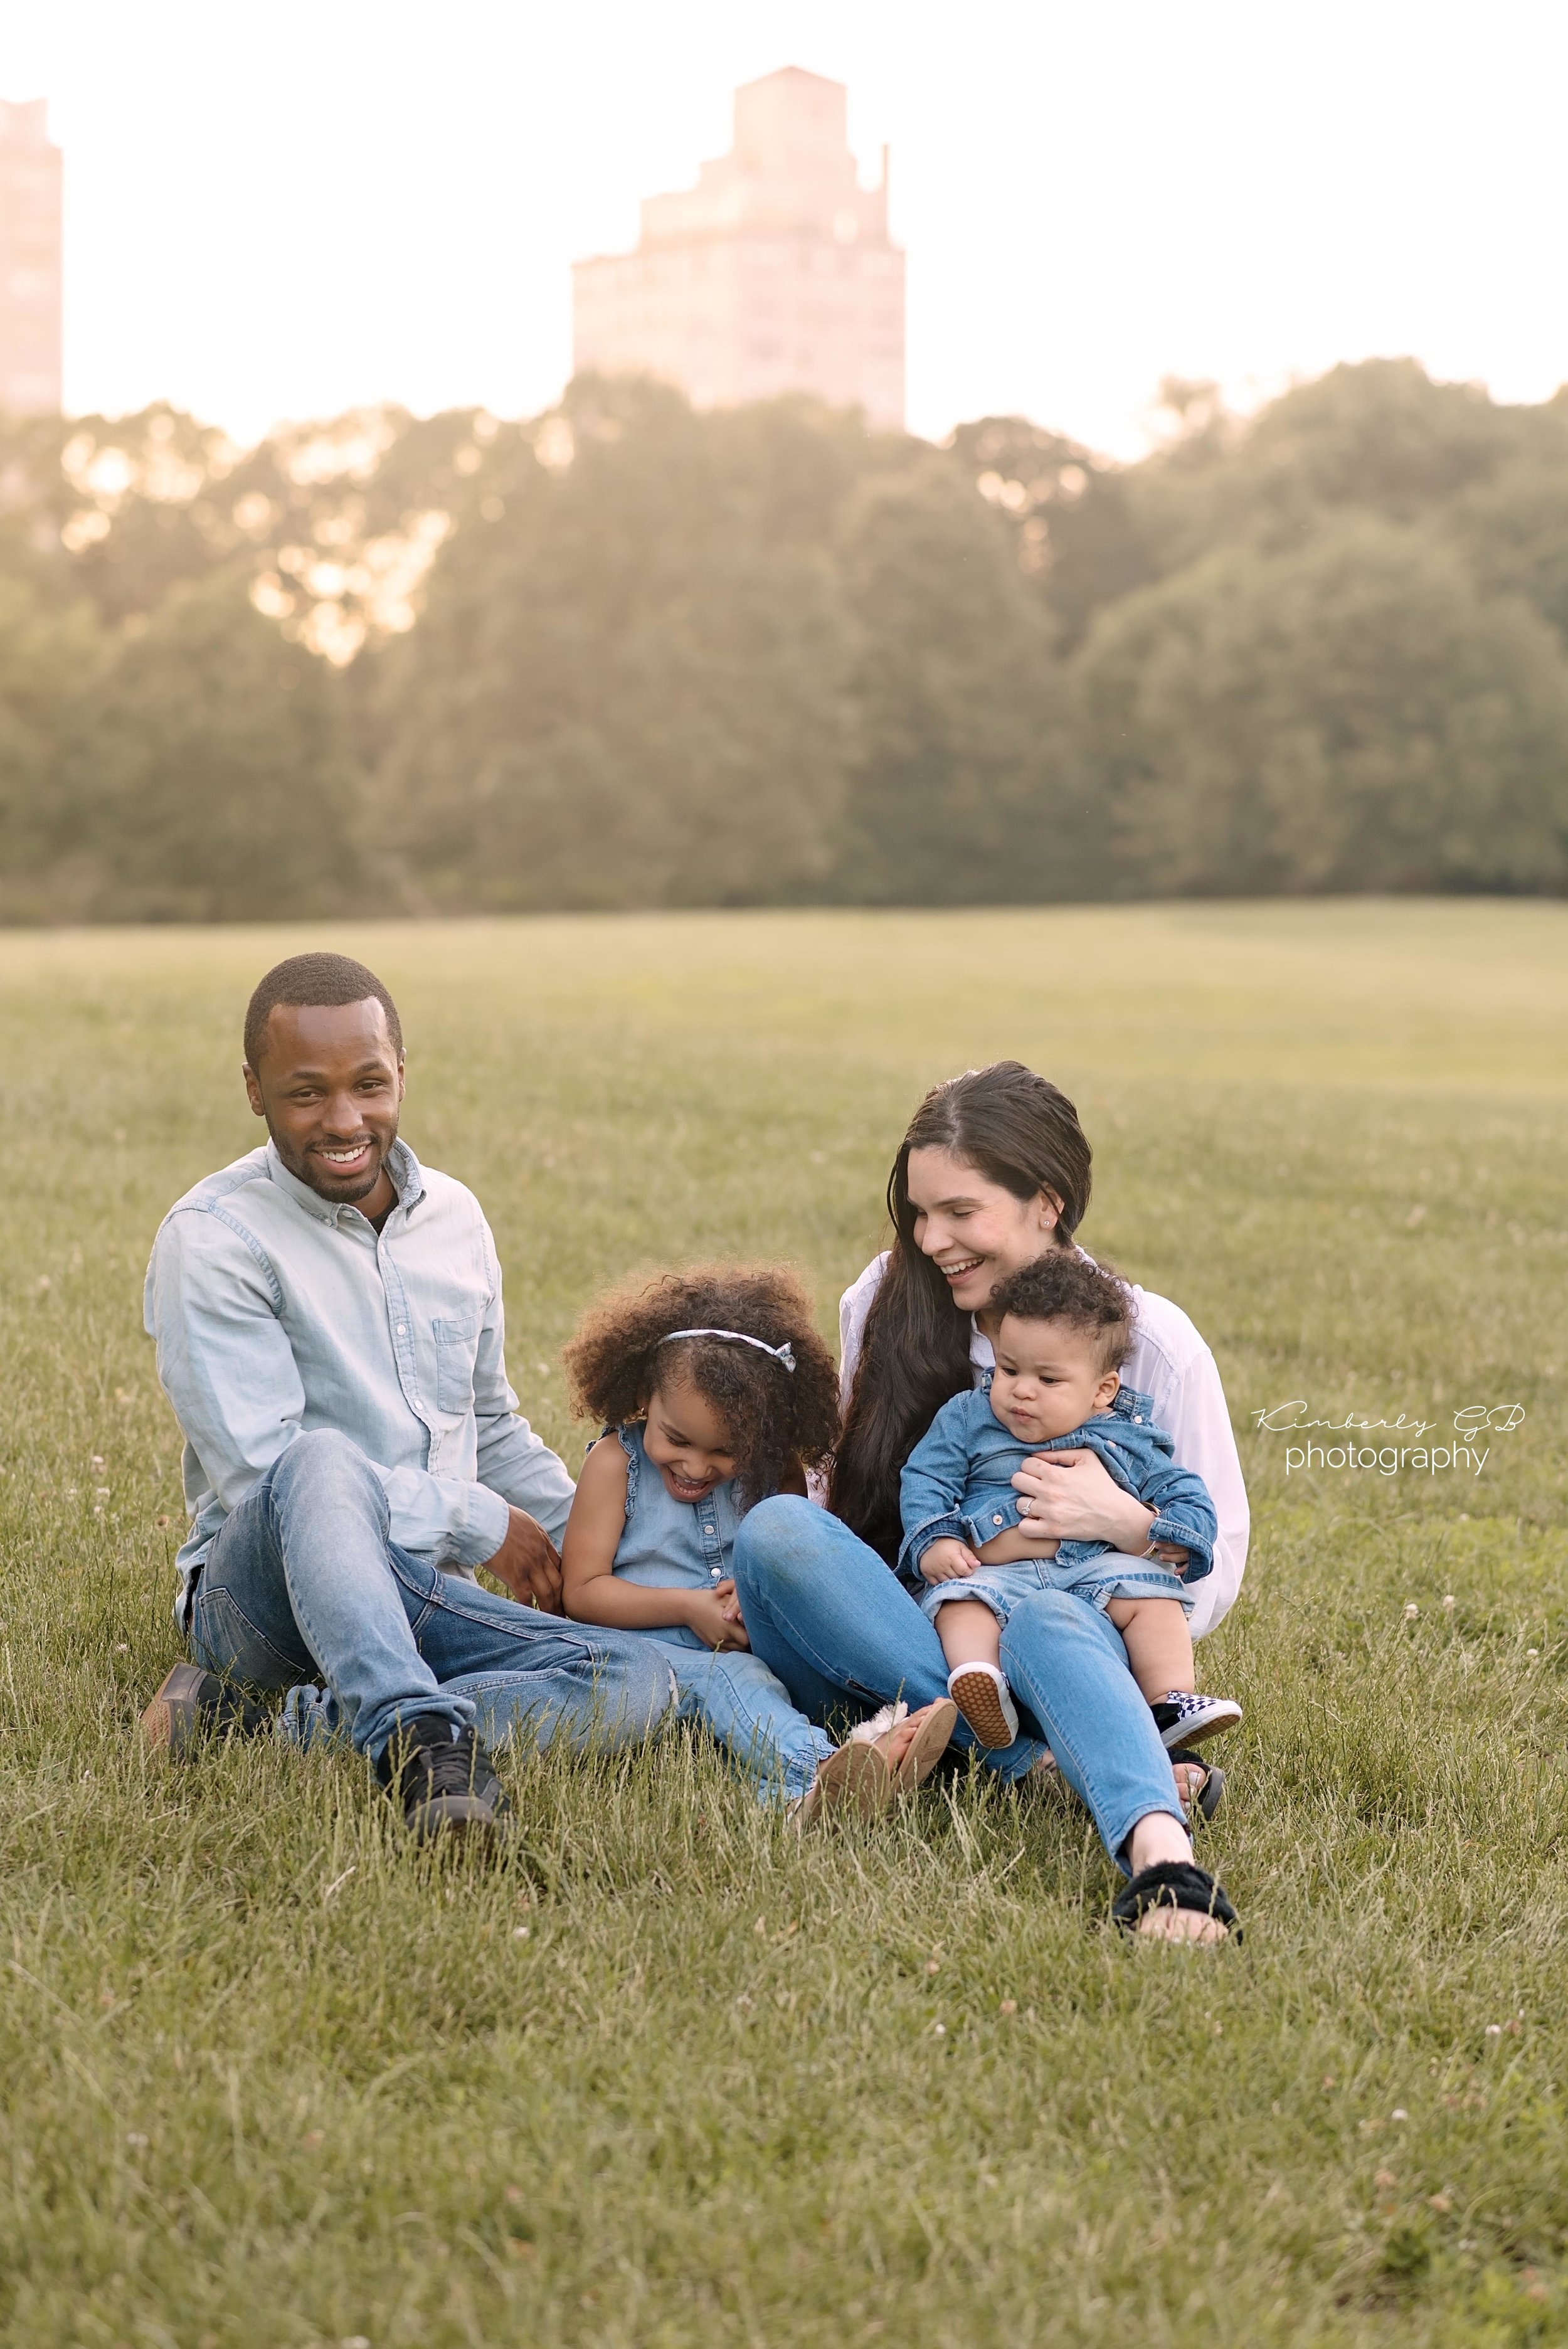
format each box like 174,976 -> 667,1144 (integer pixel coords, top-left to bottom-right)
140,952 -> 672,1842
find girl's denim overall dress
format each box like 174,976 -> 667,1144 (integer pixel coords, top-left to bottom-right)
611,1423 -> 833,1802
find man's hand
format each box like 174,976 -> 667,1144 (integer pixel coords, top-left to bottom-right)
919,1536 -> 982,1583
484,1507 -> 564,1613
684,1587 -> 751,1652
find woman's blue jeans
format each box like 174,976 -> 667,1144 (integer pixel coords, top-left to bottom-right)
730,1497 -> 1187,1870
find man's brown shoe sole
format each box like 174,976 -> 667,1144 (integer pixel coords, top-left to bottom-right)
140,1663 -> 223,1753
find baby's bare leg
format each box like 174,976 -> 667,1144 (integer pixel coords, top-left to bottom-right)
1105,1596 -> 1194,1705
935,1599 -> 1004,1673
936,1599 -> 1017,1750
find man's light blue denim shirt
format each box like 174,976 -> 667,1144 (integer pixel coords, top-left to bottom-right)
144,1137 -> 575,1626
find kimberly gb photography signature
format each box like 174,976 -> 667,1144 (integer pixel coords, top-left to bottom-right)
1249,1402 -> 1526,1479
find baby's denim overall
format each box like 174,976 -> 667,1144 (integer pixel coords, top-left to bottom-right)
611,1423 -> 834,1803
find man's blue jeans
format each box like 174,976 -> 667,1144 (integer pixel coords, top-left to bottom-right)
730,1497 -> 1186,1870
187,1429 -> 672,1761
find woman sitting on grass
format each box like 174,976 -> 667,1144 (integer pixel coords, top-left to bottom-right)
560,1265 -> 955,1821
729,1062 -> 1248,1944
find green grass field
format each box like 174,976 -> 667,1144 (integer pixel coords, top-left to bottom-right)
1,900 -> 1566,2348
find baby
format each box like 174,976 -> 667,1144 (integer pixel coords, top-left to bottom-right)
899,1253 -> 1243,1755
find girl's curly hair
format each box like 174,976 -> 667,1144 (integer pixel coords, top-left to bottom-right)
563,1263 -> 840,1507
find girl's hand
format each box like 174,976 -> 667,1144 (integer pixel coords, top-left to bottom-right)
1148,1540 -> 1190,1575
919,1537 -> 982,1583
714,1577 -> 746,1628
1010,1448 -> 1157,1553
684,1588 -> 752,1652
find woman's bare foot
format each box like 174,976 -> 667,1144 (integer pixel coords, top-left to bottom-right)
873,1699 -> 953,1781
1136,1904 -> 1227,1946
1170,1758 -> 1205,1813
1125,1810 -> 1231,1943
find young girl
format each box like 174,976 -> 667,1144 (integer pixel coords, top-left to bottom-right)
562,1264 -> 955,1818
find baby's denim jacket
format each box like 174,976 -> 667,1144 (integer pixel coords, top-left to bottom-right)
609,1421 -> 744,1591
897,1380 -> 1217,1588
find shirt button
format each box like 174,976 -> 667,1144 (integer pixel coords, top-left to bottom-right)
396,1324 -> 406,1337
992,1514 -> 1003,1525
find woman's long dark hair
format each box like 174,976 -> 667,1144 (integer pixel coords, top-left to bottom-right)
827,1062 -> 1093,1561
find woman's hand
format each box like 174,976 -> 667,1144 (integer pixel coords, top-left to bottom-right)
1010,1449 -> 1157,1554
919,1537 -> 982,1583
684,1588 -> 752,1652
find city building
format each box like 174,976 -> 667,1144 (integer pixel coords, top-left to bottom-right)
573,67 -> 904,430
0,99 -> 62,417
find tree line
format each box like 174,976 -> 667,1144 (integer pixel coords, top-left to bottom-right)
3,355 -> 1567,921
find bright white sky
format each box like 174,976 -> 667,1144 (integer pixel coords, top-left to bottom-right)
6,0 -> 1565,457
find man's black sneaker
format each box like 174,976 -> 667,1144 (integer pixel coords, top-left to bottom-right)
140,1663 -> 271,1755
375,1717 -> 504,1844
1151,1691 -> 1244,1751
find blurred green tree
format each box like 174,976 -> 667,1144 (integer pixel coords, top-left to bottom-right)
827,453 -> 1084,903
82,570 -> 363,920
3,358 -> 1568,923
1078,517 -> 1568,896
1126,359 -> 1525,580
369,379 -> 868,909
0,576 -> 112,918
1448,435 -> 1568,649
946,416 -> 1156,650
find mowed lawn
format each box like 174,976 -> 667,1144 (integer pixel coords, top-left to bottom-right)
1,900 -> 1566,2349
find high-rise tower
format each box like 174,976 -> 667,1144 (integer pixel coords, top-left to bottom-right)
573,68 -> 904,429
0,100 -> 62,418
0,100 -> 62,419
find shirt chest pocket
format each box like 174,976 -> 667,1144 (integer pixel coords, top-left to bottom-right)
432,1317 -> 479,1414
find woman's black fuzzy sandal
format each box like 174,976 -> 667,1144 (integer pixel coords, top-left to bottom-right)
1113,1860 -> 1241,1942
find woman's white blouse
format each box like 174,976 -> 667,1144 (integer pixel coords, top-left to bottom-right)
835,1253 -> 1249,1638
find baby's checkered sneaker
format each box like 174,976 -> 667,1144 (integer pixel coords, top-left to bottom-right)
1150,1691 -> 1243,1750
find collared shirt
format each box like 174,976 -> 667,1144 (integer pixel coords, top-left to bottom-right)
836,1251 -> 1249,1639
144,1136 -> 575,1624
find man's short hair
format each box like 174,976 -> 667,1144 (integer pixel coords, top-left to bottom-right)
243,953 -> 404,1071
989,1252 -> 1135,1374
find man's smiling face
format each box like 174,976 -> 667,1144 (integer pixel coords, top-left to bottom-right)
243,997 -> 405,1216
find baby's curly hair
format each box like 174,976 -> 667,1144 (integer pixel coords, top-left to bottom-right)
988,1253 -> 1135,1374
563,1263 -> 840,1505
